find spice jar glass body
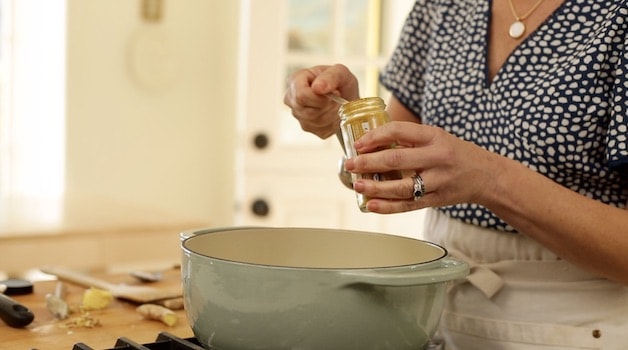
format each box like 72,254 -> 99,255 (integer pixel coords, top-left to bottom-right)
339,97 -> 403,212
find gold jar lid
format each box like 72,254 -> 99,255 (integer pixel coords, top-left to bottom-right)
338,97 -> 386,119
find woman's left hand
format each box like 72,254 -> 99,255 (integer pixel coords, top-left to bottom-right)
344,119 -> 628,285
344,121 -> 502,214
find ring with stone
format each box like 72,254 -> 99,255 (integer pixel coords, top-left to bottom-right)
412,174 -> 425,201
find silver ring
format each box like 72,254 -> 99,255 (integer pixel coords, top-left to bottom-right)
412,174 -> 425,201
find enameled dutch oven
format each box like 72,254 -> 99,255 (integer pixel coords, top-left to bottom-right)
181,227 -> 469,350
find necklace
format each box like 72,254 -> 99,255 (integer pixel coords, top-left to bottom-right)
507,0 -> 546,39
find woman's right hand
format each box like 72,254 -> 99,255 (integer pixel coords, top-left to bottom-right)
283,64 -> 360,139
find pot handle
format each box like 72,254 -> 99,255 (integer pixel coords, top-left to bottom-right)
340,257 -> 469,286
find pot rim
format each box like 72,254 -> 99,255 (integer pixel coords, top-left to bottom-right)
181,226 -> 450,272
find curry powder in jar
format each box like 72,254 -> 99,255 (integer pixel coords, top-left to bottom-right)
339,97 -> 403,212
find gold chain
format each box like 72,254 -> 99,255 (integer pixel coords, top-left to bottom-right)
507,0 -> 546,21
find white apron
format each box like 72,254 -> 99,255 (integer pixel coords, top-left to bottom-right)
423,209 -> 628,350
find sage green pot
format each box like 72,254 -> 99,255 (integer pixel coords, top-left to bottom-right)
181,227 -> 468,350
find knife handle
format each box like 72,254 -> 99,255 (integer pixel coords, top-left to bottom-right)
0,293 -> 34,328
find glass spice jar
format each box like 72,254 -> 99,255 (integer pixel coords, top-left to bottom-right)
338,97 -> 403,212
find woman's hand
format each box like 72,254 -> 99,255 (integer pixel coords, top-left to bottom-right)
344,120 -> 628,283
344,121 -> 502,213
283,64 -> 360,139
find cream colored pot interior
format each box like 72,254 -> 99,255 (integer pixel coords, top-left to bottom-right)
184,227 -> 446,269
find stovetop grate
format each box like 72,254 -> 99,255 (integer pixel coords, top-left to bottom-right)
72,332 -> 207,350
71,331 -> 445,350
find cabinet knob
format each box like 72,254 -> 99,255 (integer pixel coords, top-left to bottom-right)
251,199 -> 270,217
253,133 -> 269,150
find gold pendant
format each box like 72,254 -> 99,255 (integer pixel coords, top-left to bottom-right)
509,21 -> 525,39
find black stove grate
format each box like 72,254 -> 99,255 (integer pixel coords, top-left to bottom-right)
72,332 -> 207,350
71,331 -> 445,350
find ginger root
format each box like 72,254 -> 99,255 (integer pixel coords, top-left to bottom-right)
82,288 -> 113,310
156,297 -> 184,310
136,304 -> 177,327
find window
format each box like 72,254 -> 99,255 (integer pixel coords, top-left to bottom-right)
278,0 -> 412,144
0,0 -> 66,198
286,0 -> 386,97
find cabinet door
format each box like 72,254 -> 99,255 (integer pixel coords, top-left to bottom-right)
236,0 -> 424,238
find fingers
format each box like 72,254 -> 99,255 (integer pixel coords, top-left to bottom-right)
284,64 -> 358,107
345,146 -> 433,178
353,176 -> 418,200
284,66 -> 328,108
366,196 -> 432,214
345,121 -> 497,213
344,122 -> 451,213
310,64 -> 359,100
352,176 -> 434,214
283,64 -> 359,139
343,122 -> 445,174
354,121 -> 440,153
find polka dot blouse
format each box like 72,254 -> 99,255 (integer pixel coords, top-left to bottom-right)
380,0 -> 628,232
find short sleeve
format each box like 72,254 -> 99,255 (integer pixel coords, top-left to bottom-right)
606,29 -> 628,171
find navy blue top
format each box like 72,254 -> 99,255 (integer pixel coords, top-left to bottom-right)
380,0 -> 628,232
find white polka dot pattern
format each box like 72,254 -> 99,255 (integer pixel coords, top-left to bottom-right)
380,0 -> 628,232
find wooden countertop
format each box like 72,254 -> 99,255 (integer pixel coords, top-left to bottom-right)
0,195 -> 209,276
0,195 -> 207,237
1,268 -> 195,349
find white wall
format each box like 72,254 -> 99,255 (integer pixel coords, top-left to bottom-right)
65,0 -> 239,226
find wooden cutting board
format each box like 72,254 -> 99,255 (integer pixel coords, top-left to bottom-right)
1,267 -> 194,349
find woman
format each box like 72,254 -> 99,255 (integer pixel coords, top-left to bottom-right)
284,0 -> 627,349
